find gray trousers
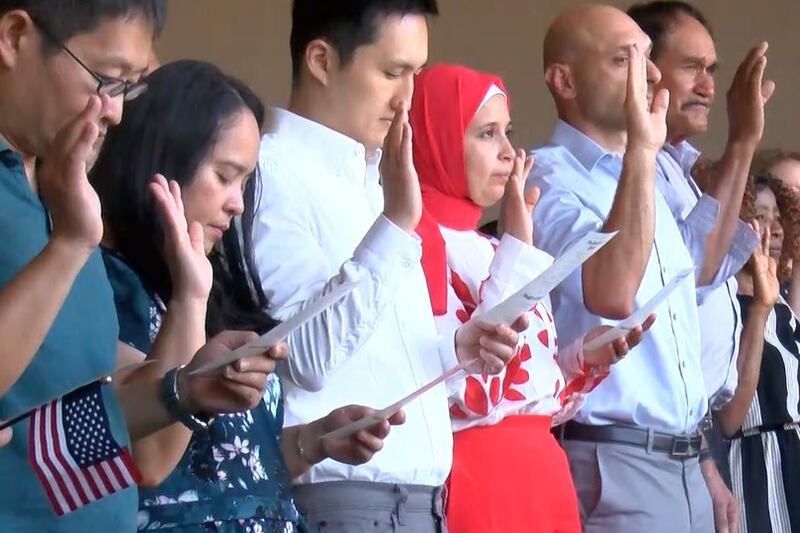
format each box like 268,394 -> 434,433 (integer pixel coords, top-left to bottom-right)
294,481 -> 447,533
564,439 -> 714,533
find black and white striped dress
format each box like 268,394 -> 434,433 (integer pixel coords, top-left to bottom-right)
729,296 -> 800,533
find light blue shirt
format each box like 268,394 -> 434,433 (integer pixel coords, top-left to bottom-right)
529,120 -> 708,434
656,141 -> 758,409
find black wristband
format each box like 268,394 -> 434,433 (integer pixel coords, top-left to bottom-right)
160,365 -> 214,431
698,447 -> 713,463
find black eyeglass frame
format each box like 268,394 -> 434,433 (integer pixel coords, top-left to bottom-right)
30,16 -> 147,101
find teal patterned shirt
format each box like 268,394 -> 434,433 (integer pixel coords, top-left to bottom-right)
102,249 -> 303,532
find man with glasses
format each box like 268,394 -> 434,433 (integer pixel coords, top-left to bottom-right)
31,16 -> 149,102
0,2 -> 285,531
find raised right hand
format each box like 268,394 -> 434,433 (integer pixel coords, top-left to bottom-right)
380,101 -> 422,233
38,95 -> 109,255
624,44 -> 669,154
727,42 -> 775,147
149,174 -> 212,303
750,220 -> 779,309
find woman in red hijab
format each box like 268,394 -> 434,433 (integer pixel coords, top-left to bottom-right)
409,64 -> 654,532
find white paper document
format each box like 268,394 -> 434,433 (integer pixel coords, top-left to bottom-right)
188,281 -> 360,376
320,361 -> 471,441
582,267 -> 694,351
478,231 -> 617,326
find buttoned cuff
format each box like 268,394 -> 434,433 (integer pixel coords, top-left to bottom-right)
728,220 -> 760,271
353,215 -> 421,286
684,194 -> 719,237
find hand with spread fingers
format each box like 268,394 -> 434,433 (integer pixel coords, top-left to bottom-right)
149,174 -> 213,303
179,331 -> 288,415
582,313 -> 657,367
499,149 -> 539,245
380,101 -> 423,233
727,42 -> 776,148
38,95 -> 110,255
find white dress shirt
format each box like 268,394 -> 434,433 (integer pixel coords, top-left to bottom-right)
530,120 -> 708,434
253,108 -> 456,486
656,141 -> 758,408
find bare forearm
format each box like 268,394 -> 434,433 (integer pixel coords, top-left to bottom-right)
281,423 -> 324,479
698,141 -> 756,284
116,378 -> 175,442
717,303 -> 769,437
584,147 -> 657,318
0,239 -> 90,395
130,298 -> 207,485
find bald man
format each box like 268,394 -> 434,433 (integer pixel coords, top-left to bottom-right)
529,5 -> 714,533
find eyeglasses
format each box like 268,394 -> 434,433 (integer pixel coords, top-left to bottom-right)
31,16 -> 147,101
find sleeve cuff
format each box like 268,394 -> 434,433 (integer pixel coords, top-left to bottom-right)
557,335 -> 585,381
490,234 -> 554,294
684,194 -> 720,236
353,215 -> 421,286
438,328 -> 460,372
729,220 -> 760,270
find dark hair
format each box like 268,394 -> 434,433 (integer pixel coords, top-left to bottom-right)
290,0 -> 438,83
627,1 -> 712,61
0,0 -> 166,44
91,59 -> 276,336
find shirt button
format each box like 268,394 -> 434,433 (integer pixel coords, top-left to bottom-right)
401,259 -> 412,269
671,312 -> 678,321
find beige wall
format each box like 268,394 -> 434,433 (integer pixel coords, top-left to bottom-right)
158,0 -> 799,214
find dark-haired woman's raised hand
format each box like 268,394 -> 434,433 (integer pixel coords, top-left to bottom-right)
750,220 -> 779,311
149,174 -> 213,304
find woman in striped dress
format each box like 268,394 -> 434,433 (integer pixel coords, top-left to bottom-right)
720,175 -> 800,532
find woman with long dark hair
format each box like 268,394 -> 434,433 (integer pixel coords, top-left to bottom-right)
91,59 -> 404,532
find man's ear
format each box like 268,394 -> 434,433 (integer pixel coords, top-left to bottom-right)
545,63 -> 577,101
0,10 -> 35,70
303,37 -> 339,87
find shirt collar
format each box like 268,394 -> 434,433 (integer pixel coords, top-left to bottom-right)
265,107 -> 382,173
662,140 -> 700,176
549,119 -> 618,172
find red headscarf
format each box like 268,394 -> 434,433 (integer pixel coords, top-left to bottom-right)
410,63 -> 508,315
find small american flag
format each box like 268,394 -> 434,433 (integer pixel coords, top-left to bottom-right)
27,380 -> 141,516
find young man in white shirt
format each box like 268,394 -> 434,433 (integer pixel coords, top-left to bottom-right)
254,1 -> 525,531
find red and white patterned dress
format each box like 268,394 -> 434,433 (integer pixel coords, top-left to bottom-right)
439,229 -> 608,533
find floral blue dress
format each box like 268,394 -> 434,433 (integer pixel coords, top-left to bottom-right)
102,248 -> 303,532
